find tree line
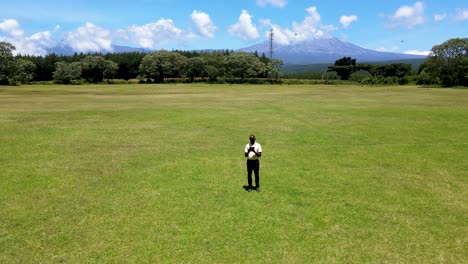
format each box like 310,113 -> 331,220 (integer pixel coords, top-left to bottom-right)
0,42 -> 281,85
1,38 -> 466,87
323,38 -> 467,87
325,57 -> 414,85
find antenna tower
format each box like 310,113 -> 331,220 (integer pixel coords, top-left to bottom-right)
269,29 -> 274,60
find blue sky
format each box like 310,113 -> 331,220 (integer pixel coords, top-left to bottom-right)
0,0 -> 466,55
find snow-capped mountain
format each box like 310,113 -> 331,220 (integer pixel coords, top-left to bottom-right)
45,44 -> 149,55
44,35 -> 426,65
239,36 -> 426,64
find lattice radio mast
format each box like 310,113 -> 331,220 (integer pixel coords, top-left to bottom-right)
269,29 -> 274,60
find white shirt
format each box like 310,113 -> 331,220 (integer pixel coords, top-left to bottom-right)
245,142 -> 262,160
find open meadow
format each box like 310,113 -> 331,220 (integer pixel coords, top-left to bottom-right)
1,84 -> 467,263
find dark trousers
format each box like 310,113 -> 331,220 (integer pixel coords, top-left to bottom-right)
246,160 -> 260,187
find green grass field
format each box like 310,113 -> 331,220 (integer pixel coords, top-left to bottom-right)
1,84 -> 467,263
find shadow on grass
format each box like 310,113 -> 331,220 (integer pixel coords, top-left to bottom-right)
242,185 -> 260,192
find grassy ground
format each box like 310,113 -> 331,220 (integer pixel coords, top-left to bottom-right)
0,84 -> 467,263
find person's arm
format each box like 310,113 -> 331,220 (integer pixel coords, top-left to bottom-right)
244,145 -> 249,157
254,145 -> 262,157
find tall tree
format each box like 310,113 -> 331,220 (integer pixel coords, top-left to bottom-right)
139,51 -> 188,82
201,52 -> 226,81
53,62 -> 82,84
80,56 -> 118,83
13,59 -> 36,84
266,58 -> 283,80
224,52 -> 266,79
186,57 -> 206,82
424,38 -> 468,87
328,57 -> 357,80
0,42 -> 16,84
105,52 -> 145,80
103,60 -> 119,80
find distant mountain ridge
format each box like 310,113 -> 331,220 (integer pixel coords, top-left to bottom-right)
45,44 -> 149,55
239,36 -> 426,64
45,36 -> 426,66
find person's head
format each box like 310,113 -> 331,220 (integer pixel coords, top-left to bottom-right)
249,134 -> 256,144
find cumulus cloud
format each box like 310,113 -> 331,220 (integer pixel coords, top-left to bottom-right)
63,22 -> 112,53
340,15 -> 358,28
228,10 -> 260,41
127,19 -> 194,49
256,0 -> 287,8
191,10 -> 216,38
455,8 -> 468,21
434,13 -> 447,22
28,31 -> 54,47
403,50 -> 430,56
387,1 -> 425,28
0,19 -> 24,37
260,6 -> 334,45
0,19 -> 55,55
1,15 -> 203,54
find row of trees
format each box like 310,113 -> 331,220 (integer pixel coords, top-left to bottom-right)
325,38 -> 467,87
53,56 -> 118,84
328,57 -> 413,82
8,46 -> 280,84
1,38 -> 466,86
52,50 -> 282,84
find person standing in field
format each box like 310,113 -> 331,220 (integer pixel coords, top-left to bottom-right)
245,134 -> 262,192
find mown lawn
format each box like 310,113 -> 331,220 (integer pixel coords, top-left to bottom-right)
0,84 -> 467,263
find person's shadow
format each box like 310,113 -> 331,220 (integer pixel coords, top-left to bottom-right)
242,185 -> 253,192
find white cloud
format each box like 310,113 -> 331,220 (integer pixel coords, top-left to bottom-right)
260,6 -> 334,45
228,10 -> 259,41
17,31 -> 54,55
0,19 -> 55,55
191,10 -> 216,38
256,0 -> 287,8
376,46 -> 399,52
340,15 -> 358,28
387,1 -> 425,28
455,8 -> 468,21
434,13 -> 447,22
403,50 -> 430,56
0,19 -> 24,37
64,22 -> 112,53
127,19 -> 193,49
28,31 -> 54,48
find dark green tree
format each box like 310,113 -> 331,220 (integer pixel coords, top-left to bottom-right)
139,51 -> 188,82
423,38 -> 468,87
201,52 -> 226,81
334,57 -> 356,66
224,52 -> 266,79
13,59 -> 36,84
103,60 -> 118,80
328,57 -> 357,80
80,56 -> 118,83
0,42 -> 17,84
186,57 -> 206,82
53,62 -> 82,84
105,52 -> 145,80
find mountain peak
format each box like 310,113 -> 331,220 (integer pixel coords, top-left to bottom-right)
239,36 -> 426,64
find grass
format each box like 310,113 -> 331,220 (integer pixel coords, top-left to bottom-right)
0,84 -> 467,263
